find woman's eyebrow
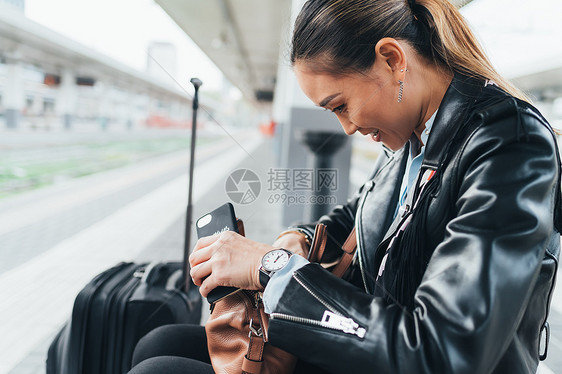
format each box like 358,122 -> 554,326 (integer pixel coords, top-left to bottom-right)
318,93 -> 341,107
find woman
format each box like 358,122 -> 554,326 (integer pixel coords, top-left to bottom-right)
130,0 -> 561,373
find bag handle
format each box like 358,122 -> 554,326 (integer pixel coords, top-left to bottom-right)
308,223 -> 357,278
331,227 -> 357,278
308,224 -> 328,263
238,221 -> 264,374
237,218 -> 246,237
243,295 -> 265,373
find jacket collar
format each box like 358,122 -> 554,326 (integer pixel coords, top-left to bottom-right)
375,74 -> 484,250
422,73 -> 484,169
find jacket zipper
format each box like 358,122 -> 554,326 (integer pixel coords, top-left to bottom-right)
539,246 -> 558,360
356,180 -> 374,293
270,273 -> 366,338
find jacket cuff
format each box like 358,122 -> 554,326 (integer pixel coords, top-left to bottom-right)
262,254 -> 309,314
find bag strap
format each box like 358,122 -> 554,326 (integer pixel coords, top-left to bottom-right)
308,223 -> 357,279
242,292 -> 266,374
237,219 -> 246,237
236,219 -> 266,373
243,317 -> 265,373
332,227 -> 357,278
307,224 -> 328,263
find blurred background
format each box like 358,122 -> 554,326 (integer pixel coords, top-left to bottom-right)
0,0 -> 561,373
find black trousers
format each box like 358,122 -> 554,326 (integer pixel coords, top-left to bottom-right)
128,324 -> 213,374
128,324 -> 329,374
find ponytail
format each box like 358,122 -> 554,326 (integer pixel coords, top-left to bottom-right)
291,0 -> 530,102
412,0 -> 530,102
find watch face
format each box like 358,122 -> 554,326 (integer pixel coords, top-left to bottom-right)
262,249 -> 291,272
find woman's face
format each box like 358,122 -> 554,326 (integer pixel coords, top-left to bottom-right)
294,60 -> 417,151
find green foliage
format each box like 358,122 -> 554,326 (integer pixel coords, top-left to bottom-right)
0,137 -> 211,199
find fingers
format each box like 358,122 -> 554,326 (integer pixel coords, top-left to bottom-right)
188,231 -> 268,295
192,260 -> 229,298
199,275 -> 219,298
189,234 -> 221,267
192,233 -> 219,252
189,259 -> 210,284
189,245 -> 210,268
188,231 -> 238,291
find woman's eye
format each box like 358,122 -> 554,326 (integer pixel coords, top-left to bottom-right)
331,104 -> 346,114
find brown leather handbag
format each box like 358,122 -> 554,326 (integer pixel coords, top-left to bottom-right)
205,222 -> 356,374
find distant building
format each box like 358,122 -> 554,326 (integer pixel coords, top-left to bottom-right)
0,11 -> 191,130
146,42 -> 177,84
0,0 -> 24,12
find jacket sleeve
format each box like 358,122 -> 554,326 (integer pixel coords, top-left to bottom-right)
290,149 -> 393,263
267,113 -> 559,374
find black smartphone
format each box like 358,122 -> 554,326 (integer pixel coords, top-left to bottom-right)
195,202 -> 240,304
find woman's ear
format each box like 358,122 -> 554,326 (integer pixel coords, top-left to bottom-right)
374,38 -> 407,80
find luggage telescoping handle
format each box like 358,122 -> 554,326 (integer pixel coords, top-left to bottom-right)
183,78 -> 203,292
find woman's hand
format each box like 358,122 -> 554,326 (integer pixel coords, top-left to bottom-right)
189,231 -> 273,297
271,232 -> 310,259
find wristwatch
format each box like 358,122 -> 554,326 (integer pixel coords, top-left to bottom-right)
259,248 -> 293,288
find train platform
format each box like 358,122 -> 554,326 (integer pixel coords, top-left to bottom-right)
0,129 -> 282,373
0,128 -> 560,373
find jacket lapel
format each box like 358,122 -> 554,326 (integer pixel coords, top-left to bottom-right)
422,74 -> 484,169
357,146 -> 408,292
364,74 -> 484,289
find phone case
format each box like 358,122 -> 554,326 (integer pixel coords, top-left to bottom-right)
196,203 -> 240,304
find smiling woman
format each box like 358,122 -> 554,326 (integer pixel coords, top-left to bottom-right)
290,0 -> 528,152
128,1 -> 562,374
293,39 -> 452,150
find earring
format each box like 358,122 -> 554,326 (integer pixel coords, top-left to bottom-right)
398,80 -> 404,103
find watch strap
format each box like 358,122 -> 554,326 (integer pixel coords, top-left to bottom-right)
259,268 -> 270,288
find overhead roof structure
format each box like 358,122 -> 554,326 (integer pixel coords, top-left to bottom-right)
155,0 -> 291,104
0,4 -> 190,101
156,0 -> 473,103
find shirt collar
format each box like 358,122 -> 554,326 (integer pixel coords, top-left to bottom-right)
409,109 -> 438,158
421,110 -> 437,146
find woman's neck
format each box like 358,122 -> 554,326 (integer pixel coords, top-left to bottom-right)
413,65 -> 453,142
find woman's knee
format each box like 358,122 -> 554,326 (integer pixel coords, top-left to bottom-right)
128,356 -> 214,374
132,324 -> 208,367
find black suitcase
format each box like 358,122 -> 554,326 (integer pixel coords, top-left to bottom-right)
46,261 -> 202,374
47,78 -> 205,374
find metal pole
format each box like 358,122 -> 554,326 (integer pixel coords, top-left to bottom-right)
184,78 -> 202,292
311,152 -> 331,221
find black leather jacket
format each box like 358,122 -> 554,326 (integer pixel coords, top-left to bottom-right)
267,75 -> 561,374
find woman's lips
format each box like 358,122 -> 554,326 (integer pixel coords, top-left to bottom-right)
370,129 -> 381,142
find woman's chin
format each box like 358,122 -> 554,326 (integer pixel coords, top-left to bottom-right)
370,131 -> 381,142
383,138 -> 408,152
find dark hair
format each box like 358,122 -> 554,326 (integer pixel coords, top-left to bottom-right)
291,0 -> 529,101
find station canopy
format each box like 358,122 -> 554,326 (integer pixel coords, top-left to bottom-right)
155,0 -> 472,103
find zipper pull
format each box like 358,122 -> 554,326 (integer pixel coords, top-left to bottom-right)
321,311 -> 366,338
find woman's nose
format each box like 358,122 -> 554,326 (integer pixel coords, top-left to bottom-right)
339,118 -> 358,135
